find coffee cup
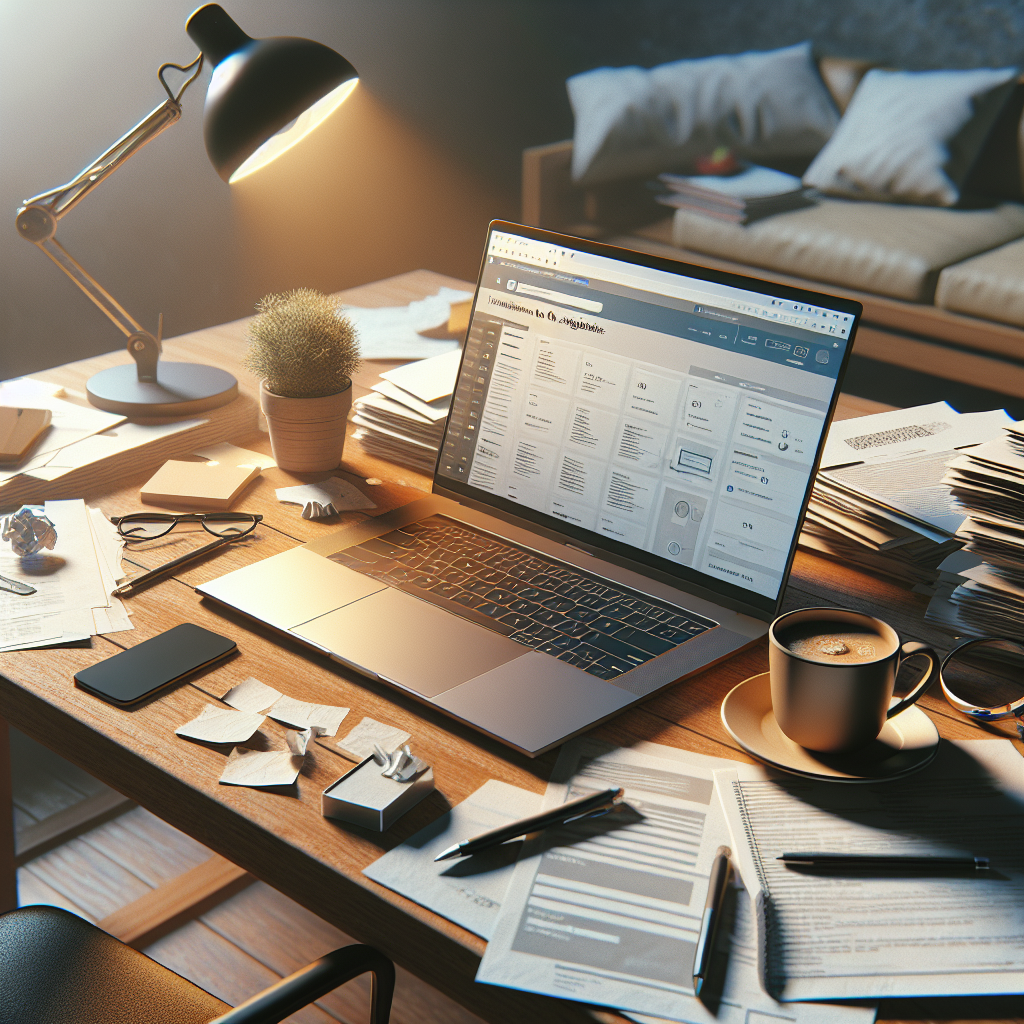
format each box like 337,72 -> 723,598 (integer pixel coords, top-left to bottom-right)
768,607 -> 938,753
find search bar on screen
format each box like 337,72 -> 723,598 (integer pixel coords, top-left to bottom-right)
514,283 -> 603,313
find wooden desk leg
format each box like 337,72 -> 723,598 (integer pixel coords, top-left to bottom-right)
0,717 -> 16,912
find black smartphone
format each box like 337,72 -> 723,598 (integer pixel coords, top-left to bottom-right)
74,623 -> 237,706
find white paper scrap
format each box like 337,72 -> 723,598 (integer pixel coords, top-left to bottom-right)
268,694 -> 349,737
222,676 -> 283,714
336,717 -> 410,761
175,704 -> 266,744
364,780 -> 543,939
286,728 -> 314,756
194,442 -> 277,470
275,477 -> 376,518
219,747 -> 304,788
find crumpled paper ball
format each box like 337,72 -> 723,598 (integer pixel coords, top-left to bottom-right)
2,505 -> 57,556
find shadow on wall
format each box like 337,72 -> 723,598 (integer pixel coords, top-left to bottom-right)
231,87 -> 503,305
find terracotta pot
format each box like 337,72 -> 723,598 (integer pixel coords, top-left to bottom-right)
259,380 -> 352,472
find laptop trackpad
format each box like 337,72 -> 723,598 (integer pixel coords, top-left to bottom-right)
291,589 -> 527,698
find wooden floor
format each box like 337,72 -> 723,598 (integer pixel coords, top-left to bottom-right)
11,729 -> 483,1024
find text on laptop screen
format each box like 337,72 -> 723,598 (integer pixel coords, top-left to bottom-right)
437,228 -> 853,605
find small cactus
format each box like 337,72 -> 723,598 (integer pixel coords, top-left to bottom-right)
245,288 -> 361,399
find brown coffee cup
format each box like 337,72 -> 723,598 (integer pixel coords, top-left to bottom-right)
768,607 -> 938,753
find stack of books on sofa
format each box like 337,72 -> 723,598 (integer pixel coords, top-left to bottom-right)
655,165 -> 815,224
936,424 -> 1024,633
351,349 -> 461,475
799,403 -> 1011,587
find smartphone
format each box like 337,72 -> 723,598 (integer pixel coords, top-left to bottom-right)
74,623 -> 237,706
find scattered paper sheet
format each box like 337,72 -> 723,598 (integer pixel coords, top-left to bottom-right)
286,728 -> 314,755
23,419 -> 207,482
222,676 -> 283,714
219,747 -> 304,787
477,737 -> 742,1019
336,717 -> 410,761
0,611 -> 64,651
716,738 -> 1024,1001
268,694 -> 349,736
380,348 -> 462,404
194,442 -> 277,470
364,780 -> 542,939
341,288 -> 471,359
175,704 -> 266,744
275,477 -> 376,519
0,378 -> 124,482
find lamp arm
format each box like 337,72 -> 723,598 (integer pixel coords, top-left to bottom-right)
14,55 -> 203,384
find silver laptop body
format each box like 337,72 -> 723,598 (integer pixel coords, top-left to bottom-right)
199,222 -> 861,756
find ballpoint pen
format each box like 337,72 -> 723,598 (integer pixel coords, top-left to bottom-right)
778,852 -> 990,870
112,534 -> 237,597
692,845 -> 731,996
433,786 -> 624,862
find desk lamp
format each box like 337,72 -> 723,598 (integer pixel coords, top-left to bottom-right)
15,4 -> 358,416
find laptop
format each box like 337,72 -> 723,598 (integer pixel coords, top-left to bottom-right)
198,221 -> 861,756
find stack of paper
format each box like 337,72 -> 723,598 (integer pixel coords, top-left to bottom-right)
352,349 -> 461,474
656,165 -> 815,224
799,402 -> 1011,587
0,499 -> 131,651
934,424 -> 1024,633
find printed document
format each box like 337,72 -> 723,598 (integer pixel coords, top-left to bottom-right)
476,738 -> 740,1018
716,739 -> 1024,1001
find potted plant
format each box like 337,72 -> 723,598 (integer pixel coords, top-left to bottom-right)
245,288 -> 361,472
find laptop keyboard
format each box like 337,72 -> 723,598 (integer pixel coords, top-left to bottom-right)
327,515 -> 716,681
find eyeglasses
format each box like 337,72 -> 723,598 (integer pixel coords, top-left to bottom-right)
940,637 -> 1024,740
110,512 -> 262,541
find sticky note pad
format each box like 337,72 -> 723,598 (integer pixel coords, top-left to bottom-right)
141,459 -> 260,510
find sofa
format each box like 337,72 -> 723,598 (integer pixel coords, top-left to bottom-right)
522,56 -> 1024,399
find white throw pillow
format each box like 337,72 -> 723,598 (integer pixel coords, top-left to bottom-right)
568,42 -> 839,185
803,67 -> 1019,206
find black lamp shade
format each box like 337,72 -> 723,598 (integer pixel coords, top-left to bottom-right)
186,4 -> 358,182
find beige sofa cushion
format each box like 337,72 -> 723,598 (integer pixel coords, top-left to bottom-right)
935,237 -> 1024,328
671,199 -> 1024,301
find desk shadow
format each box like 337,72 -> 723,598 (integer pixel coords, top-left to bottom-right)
763,740 -> 1024,858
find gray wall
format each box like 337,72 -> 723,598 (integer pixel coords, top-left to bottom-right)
3,1 -> 1023,380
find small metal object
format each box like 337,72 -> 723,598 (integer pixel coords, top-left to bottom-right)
2,505 -> 57,556
0,574 -> 35,596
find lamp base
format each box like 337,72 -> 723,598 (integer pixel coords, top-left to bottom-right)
86,362 -> 238,417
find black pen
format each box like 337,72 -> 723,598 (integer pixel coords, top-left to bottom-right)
112,535 -> 236,597
433,787 -> 624,862
693,845 -> 731,996
778,852 -> 989,870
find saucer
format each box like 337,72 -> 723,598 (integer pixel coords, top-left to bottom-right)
721,673 -> 939,782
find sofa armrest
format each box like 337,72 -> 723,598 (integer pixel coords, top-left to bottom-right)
522,139 -> 580,230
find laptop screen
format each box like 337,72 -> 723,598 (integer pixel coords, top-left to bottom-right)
435,222 -> 860,616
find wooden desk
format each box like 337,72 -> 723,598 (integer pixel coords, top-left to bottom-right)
1,271 -> 1020,1024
